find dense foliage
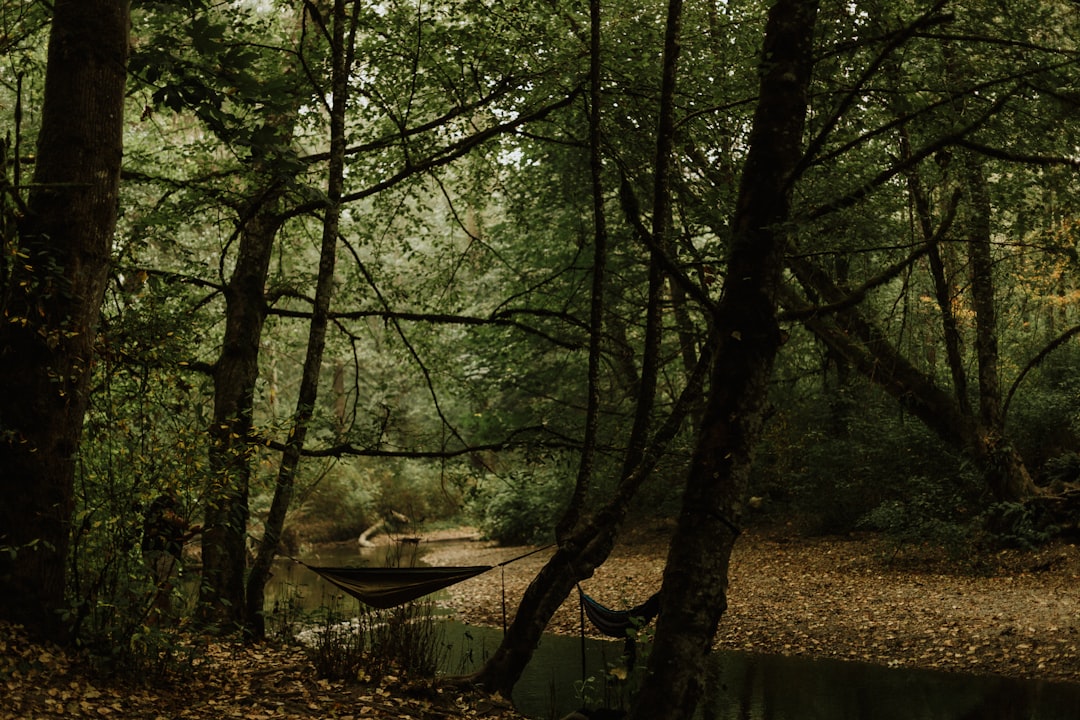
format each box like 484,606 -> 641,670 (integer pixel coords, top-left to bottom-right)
3,1 -> 1080,708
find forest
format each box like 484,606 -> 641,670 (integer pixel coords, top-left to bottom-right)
2,0 -> 1080,718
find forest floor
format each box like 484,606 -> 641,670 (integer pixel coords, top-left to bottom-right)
0,618 -> 529,720
3,522 -> 1079,719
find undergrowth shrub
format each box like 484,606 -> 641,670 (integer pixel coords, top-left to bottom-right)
979,501 -> 1058,550
67,479 -> 203,679
574,620 -> 655,715
752,382 -> 974,536
72,307 -> 209,680
368,600 -> 445,678
291,461 -> 378,543
856,471 -> 978,557
305,607 -> 369,681
1041,452 -> 1080,489
301,599 -> 445,681
465,466 -> 571,545
1006,349 -> 1080,470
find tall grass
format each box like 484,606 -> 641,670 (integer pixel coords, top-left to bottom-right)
300,598 -> 448,680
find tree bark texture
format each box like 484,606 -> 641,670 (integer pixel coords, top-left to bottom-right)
0,0 -> 129,640
628,2 -> 818,718
200,193 -> 283,628
960,152 -> 1036,500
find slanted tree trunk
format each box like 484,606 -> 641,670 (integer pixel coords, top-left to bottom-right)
467,359 -> 707,697
0,0 -> 129,642
784,77 -> 1038,504
785,262 -> 975,444
629,2 -> 818,718
244,0 -> 357,638
469,0 -> 692,695
785,251 -> 1038,502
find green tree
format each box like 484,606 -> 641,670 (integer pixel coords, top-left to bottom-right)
470,0 -> 712,695
244,0 -> 358,638
779,0 -> 1080,506
124,0 -> 588,631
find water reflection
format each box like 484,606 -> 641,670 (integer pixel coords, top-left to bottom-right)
438,623 -> 1080,720
700,650 -> 1080,720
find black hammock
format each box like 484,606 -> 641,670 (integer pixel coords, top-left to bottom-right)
577,585 -> 661,638
305,564 -> 491,609
575,585 -> 661,681
302,545 -> 551,610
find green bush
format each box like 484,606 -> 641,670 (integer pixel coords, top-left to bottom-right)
751,383 -> 974,535
1041,452 -> 1080,488
1006,347 -> 1080,470
292,461 -> 378,543
71,316 -> 210,678
856,472 -> 977,556
376,459 -> 464,525
304,608 -> 369,681
979,501 -> 1057,550
68,478 -> 203,678
466,467 -> 570,546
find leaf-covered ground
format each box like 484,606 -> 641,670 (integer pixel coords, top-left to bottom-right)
426,523 -> 1080,685
4,524 -> 1078,719
0,622 -> 527,720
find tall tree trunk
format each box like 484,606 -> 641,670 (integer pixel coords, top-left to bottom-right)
200,188 -> 285,628
556,0 -> 608,540
629,2 -> 818,718
469,0 -> 690,695
961,153 -> 1037,500
244,0 -> 356,638
0,0 -> 129,641
199,4 -> 313,628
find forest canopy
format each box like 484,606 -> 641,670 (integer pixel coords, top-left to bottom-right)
2,0 -> 1080,716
